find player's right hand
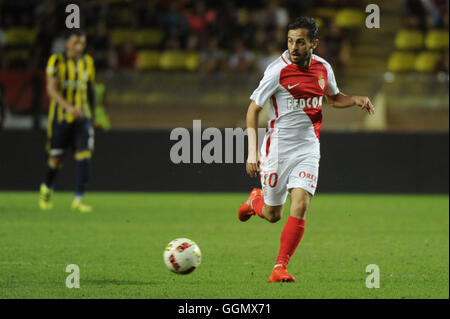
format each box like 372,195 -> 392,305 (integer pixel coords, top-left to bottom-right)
67,106 -> 83,119
246,159 -> 260,178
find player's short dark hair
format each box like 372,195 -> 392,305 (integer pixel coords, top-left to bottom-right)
287,17 -> 319,41
64,29 -> 86,40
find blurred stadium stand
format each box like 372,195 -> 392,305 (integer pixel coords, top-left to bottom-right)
0,0 -> 448,132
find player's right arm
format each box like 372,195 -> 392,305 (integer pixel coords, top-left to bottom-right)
246,61 -> 279,178
46,55 -> 82,119
246,100 -> 262,177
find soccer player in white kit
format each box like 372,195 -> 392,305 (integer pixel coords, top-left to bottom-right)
238,17 -> 375,282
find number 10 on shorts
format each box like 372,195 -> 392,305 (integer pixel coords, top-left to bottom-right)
261,172 -> 279,188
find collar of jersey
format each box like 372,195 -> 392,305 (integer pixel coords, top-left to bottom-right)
281,50 -> 292,64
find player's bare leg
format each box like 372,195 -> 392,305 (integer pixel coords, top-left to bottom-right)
269,188 -> 311,282
289,188 -> 311,220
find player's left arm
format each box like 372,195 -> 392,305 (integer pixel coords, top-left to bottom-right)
87,83 -> 95,111
323,62 -> 375,115
86,54 -> 96,119
325,92 -> 375,115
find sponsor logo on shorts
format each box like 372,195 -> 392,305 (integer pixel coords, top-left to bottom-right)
299,171 -> 317,183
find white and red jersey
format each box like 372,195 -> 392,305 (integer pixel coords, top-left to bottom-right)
250,50 -> 339,158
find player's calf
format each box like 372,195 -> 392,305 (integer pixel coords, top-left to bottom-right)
43,156 -> 64,188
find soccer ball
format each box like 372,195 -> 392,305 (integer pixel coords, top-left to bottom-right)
163,238 -> 201,274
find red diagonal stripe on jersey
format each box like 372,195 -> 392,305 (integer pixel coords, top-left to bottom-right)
265,96 -> 279,157
271,95 -> 279,124
265,130 -> 272,157
304,108 -> 322,140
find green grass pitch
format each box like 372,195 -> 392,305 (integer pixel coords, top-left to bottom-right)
0,192 -> 448,299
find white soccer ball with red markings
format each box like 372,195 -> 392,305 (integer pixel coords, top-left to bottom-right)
163,238 -> 201,274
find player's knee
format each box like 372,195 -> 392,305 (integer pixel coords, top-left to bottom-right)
263,205 -> 283,223
49,156 -> 63,169
267,214 -> 281,223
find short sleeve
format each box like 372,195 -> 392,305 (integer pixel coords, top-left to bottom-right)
46,54 -> 59,77
249,65 -> 279,108
325,63 -> 339,96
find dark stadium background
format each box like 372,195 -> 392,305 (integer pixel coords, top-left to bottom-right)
0,0 -> 448,193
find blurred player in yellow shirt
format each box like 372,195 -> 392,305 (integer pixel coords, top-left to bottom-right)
39,30 -> 96,213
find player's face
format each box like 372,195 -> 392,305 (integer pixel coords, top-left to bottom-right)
287,29 -> 318,67
66,35 -> 86,58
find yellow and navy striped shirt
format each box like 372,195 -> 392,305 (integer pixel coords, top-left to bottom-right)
46,53 -> 95,124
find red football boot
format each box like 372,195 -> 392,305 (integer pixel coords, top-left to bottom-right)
268,265 -> 296,283
238,188 -> 262,222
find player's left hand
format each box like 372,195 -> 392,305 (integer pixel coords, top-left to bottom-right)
353,96 -> 375,115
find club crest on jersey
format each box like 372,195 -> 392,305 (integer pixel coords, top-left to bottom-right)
318,75 -> 325,90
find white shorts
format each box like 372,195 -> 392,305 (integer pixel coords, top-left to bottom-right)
259,130 -> 320,206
